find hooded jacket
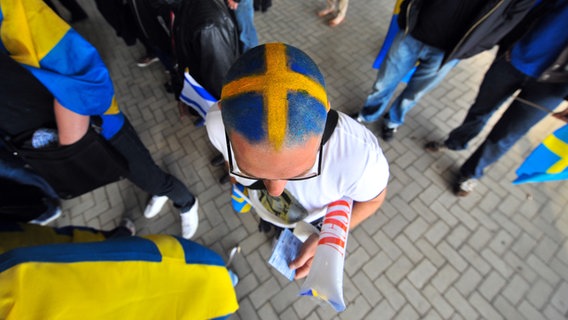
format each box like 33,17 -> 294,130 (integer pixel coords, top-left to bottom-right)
398,0 -> 536,65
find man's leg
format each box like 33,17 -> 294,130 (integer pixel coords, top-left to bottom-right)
108,118 -> 195,212
385,53 -> 458,129
445,57 -> 525,150
460,80 -> 568,180
359,32 -> 424,123
235,0 -> 259,52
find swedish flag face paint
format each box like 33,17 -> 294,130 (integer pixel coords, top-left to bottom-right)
221,43 -> 329,150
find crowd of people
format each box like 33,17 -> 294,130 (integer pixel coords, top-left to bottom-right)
1,0 -> 567,317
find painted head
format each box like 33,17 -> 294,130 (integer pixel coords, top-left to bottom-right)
220,43 -> 329,196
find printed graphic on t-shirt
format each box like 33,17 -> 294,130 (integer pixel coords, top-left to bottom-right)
258,189 -> 308,223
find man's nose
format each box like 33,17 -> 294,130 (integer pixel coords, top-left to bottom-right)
263,179 -> 287,196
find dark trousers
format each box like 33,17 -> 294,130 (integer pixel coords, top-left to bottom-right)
445,56 -> 568,178
109,118 -> 195,212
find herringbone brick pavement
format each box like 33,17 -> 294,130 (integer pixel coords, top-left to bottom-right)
50,0 -> 568,319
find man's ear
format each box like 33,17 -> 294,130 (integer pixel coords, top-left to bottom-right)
218,101 -> 223,109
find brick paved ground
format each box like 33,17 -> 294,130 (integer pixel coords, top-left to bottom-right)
52,0 -> 568,319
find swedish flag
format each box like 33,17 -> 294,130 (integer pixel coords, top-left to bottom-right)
514,124 -> 568,184
0,0 -> 123,139
0,234 -> 239,319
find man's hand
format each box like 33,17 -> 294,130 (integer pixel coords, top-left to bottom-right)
553,107 -> 568,123
289,233 -> 319,279
227,0 -> 239,10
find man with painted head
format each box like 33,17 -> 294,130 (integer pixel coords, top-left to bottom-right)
205,43 -> 389,278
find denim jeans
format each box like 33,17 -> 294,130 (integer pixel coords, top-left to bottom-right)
361,31 -> 457,126
447,56 -> 568,178
108,118 -> 195,212
235,0 -> 259,52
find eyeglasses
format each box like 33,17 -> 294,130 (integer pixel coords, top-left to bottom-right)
225,132 -> 323,181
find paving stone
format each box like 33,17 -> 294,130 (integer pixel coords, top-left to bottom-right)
423,285 -> 454,320
444,288 -> 479,320
394,304 -> 420,320
407,259 -> 437,289
366,299 -> 396,320
455,266 -> 482,297
518,301 -> 546,320
394,234 -> 424,263
526,279 -> 554,310
431,264 -> 460,293
550,281 -> 568,315
398,279 -> 431,315
425,220 -> 450,247
469,292 -> 504,320
386,255 -> 414,285
479,270 -> 506,301
376,275 -> 406,312
362,250 -> 393,281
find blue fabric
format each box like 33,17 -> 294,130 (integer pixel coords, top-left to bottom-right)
361,31 -> 457,125
0,237 -> 162,272
173,236 -> 226,266
234,0 -> 259,52
510,2 -> 568,78
514,124 -> 568,184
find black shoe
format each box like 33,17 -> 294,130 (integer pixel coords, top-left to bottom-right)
219,172 -> 231,184
210,154 -> 225,167
381,125 -> 397,142
424,141 -> 447,152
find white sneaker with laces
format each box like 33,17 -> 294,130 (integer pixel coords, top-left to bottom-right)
181,199 -> 199,239
144,195 -> 169,218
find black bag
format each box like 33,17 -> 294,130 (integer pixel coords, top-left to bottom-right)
4,128 -> 128,199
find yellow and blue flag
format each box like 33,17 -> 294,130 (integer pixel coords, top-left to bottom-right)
0,0 -> 123,139
372,0 -> 415,82
514,124 -> 568,184
0,234 -> 238,319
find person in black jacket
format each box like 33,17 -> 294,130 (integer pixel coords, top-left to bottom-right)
425,1 -> 568,196
352,0 -> 536,142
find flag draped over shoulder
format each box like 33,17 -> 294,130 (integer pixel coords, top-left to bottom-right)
180,71 -> 217,119
0,0 -> 123,139
372,0 -> 415,82
514,124 -> 568,184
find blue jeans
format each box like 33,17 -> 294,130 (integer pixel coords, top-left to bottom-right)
446,56 -> 568,178
235,0 -> 259,52
361,31 -> 457,127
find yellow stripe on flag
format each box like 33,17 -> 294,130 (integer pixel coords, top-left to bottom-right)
1,0 -> 70,67
543,133 -> 568,174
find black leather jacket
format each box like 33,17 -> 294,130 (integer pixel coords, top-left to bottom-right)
174,0 -> 240,99
398,0 -> 536,65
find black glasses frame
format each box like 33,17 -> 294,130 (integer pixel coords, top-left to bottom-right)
225,132 -> 323,181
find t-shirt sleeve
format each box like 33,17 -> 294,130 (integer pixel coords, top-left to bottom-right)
348,145 -> 389,202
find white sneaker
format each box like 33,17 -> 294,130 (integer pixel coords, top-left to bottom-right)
181,199 -> 199,239
144,195 -> 169,218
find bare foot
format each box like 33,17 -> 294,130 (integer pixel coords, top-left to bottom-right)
318,8 -> 334,17
328,16 -> 345,27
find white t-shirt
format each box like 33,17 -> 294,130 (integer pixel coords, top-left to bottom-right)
205,104 -> 389,227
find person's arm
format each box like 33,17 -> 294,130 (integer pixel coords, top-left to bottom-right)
289,188 -> 388,279
54,99 -> 90,145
